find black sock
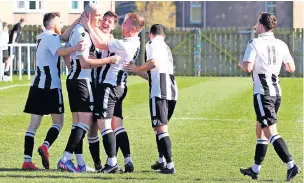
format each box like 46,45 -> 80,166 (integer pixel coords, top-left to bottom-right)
43,124 -> 61,148
155,131 -> 164,158
270,134 -> 293,163
114,127 -> 131,158
65,123 -> 89,153
159,133 -> 172,163
254,138 -> 268,165
74,135 -> 84,154
64,124 -> 76,152
24,130 -> 36,162
101,129 -> 116,158
88,136 -> 101,165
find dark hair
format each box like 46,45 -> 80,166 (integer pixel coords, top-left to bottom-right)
150,24 -> 166,36
259,12 -> 277,31
20,18 -> 25,23
103,11 -> 118,24
2,22 -> 7,27
43,12 -> 60,28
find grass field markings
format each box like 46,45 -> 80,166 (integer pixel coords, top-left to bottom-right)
0,111 -> 302,123
0,84 -> 30,90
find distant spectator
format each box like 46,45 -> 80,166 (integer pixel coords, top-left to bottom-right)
1,22 -> 12,81
8,18 -> 25,56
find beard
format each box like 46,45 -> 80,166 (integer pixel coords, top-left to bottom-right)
54,26 -> 61,35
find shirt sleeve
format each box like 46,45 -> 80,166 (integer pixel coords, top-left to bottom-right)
145,42 -> 157,61
71,27 -> 90,57
108,39 -> 125,53
48,35 -> 62,56
282,43 -> 294,64
243,40 -> 256,63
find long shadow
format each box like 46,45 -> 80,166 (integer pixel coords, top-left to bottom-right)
0,168 -> 59,172
213,178 -> 276,182
0,174 -> 159,181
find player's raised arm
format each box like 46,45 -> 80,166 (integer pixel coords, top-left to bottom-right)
56,40 -> 86,56
61,17 -> 81,42
81,14 -> 109,50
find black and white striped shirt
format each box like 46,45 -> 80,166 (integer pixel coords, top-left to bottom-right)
31,30 -> 62,89
243,32 -> 294,96
146,36 -> 178,101
67,24 -> 93,81
94,37 -> 140,88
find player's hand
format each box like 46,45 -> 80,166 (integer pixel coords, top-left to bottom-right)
74,40 -> 87,51
124,62 -> 137,73
108,55 -> 121,64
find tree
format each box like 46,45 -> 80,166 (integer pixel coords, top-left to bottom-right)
135,1 -> 176,28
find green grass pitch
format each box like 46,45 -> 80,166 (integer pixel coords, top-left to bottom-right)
0,76 -> 302,183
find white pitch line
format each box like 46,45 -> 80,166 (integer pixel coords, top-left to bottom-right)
0,84 -> 30,90
124,117 -> 303,123
0,113 -> 302,123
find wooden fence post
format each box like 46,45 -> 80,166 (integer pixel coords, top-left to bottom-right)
194,28 -> 201,76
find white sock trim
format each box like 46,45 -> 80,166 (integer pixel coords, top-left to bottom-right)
107,157 -> 117,166
101,129 -> 113,136
158,132 -> 169,140
88,136 -> 99,143
25,130 -> 36,138
252,164 -> 261,173
257,138 -> 268,145
270,134 -> 281,144
52,124 -> 61,132
114,127 -> 126,136
75,154 -> 85,166
78,122 -> 90,132
286,160 -> 295,170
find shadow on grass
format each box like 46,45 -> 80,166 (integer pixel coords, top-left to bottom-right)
213,178 -> 276,182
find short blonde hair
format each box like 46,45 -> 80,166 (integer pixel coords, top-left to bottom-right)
127,13 -> 145,31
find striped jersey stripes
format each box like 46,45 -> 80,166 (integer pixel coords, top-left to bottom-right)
146,36 -> 178,101
67,24 -> 93,81
94,37 -> 140,87
243,32 -> 294,96
31,30 -> 62,89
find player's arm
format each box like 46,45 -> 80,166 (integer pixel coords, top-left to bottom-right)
48,35 -> 86,57
61,18 -> 80,42
78,55 -> 120,69
81,15 -> 109,50
282,44 -> 296,73
87,26 -> 110,50
135,71 -> 148,80
56,41 -> 85,56
238,40 -> 256,72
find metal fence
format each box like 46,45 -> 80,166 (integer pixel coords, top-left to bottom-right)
1,26 -> 303,81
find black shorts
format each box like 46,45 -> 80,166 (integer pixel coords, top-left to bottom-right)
2,50 -> 8,62
253,94 -> 281,128
94,83 -> 127,119
24,87 -> 64,115
66,79 -> 94,112
149,97 -> 176,127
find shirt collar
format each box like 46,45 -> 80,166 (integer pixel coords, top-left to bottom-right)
44,29 -> 55,34
258,32 -> 274,37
